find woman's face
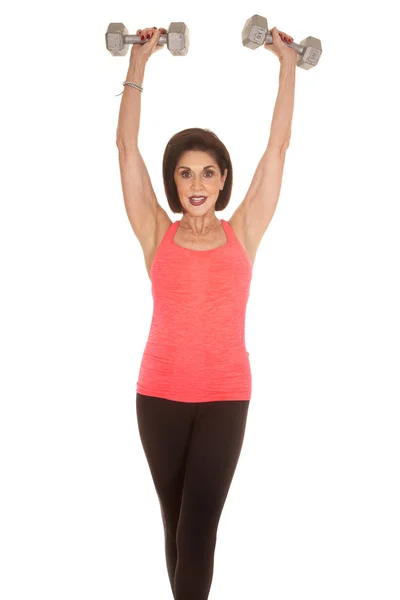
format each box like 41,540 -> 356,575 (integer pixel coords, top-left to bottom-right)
174,150 -> 227,213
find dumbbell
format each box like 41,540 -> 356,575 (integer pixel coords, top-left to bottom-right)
105,22 -> 189,57
242,14 -> 322,70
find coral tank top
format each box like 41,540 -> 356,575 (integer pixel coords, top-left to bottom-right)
136,218 -> 253,403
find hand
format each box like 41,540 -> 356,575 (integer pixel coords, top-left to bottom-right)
264,27 -> 297,65
130,27 -> 168,63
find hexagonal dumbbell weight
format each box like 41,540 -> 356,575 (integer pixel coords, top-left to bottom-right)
106,22 -> 190,56
242,14 -> 322,70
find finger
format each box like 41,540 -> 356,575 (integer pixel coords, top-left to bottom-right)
274,28 -> 293,44
143,27 -> 157,38
147,29 -> 164,49
149,29 -> 162,41
137,26 -> 166,34
280,31 -> 292,43
140,28 -> 157,42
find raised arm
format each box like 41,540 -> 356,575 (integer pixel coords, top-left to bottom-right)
230,28 -> 297,259
116,28 -> 169,257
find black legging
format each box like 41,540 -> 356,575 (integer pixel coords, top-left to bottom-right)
136,392 -> 250,600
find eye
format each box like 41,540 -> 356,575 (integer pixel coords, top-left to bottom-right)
181,170 -> 214,178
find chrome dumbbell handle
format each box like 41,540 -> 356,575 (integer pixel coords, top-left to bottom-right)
123,33 -> 169,46
263,33 -> 320,67
264,33 -> 304,54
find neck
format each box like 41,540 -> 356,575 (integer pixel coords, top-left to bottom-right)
180,213 -> 221,236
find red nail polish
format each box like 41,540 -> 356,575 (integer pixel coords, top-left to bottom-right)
141,35 -> 144,40
146,34 -> 150,39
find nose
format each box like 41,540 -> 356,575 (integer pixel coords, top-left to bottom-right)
191,178 -> 204,190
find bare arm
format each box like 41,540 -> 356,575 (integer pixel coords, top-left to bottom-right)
116,59 -> 146,148
268,61 -> 296,151
231,60 -> 296,256
242,61 -> 296,209
116,56 -> 160,253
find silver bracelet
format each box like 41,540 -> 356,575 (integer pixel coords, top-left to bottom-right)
115,81 -> 143,97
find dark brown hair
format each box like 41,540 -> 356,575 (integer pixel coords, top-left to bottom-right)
162,128 -> 233,214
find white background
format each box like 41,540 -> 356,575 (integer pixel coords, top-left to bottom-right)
1,0 -> 399,598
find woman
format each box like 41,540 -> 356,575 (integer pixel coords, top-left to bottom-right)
116,24 -> 296,600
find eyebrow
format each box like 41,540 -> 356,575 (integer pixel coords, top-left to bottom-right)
177,165 -> 216,170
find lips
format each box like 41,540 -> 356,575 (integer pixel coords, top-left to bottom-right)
189,196 -> 207,206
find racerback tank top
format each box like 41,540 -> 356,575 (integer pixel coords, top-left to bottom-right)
136,218 -> 253,403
